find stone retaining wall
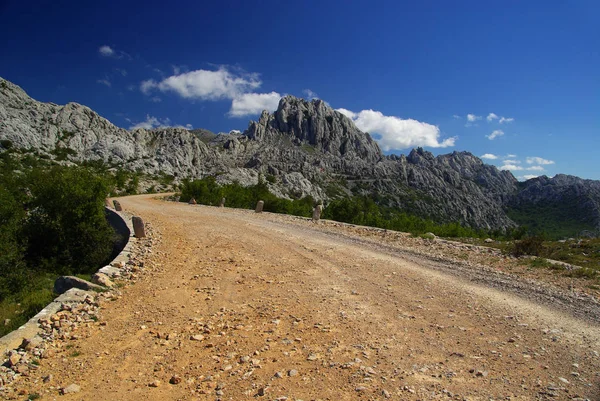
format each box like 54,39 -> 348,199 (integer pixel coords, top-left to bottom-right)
0,207 -> 134,354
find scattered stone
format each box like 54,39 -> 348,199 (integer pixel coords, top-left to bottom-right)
484,238 -> 494,243
4,318 -> 10,326
274,371 -> 283,378
8,353 -> 21,366
20,336 -> 43,351
382,389 -> 391,398
558,377 -> 569,384
61,384 -> 81,394
288,369 -> 298,377
169,375 -> 181,384
113,200 -> 122,211
149,380 -> 161,387
190,334 -> 205,341
188,198 -> 196,205
43,374 -> 53,383
91,272 -> 114,288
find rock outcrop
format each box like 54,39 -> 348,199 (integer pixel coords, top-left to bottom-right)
2,76 -> 599,233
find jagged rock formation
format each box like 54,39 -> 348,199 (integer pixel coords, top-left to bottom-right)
2,77 -> 599,234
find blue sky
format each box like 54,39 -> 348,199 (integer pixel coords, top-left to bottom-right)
1,0 -> 598,179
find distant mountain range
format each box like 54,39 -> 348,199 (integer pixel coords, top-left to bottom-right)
1,77 -> 599,237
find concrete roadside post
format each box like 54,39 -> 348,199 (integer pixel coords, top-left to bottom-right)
312,204 -> 323,222
220,197 -> 226,207
255,200 -> 264,213
132,216 -> 145,238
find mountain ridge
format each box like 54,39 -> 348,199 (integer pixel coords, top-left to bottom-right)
1,76 -> 599,235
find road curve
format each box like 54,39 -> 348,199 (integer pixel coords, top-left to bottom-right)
14,194 -> 600,400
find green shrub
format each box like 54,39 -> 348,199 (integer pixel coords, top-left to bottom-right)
508,236 -> 544,257
24,166 -> 114,276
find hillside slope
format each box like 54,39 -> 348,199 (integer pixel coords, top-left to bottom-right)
1,77 -> 599,234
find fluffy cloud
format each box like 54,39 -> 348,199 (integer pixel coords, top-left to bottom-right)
96,79 -> 111,87
486,113 -> 499,122
499,117 -> 514,124
480,153 -> 498,160
303,89 -> 318,100
486,130 -> 504,140
452,114 -> 461,119
98,45 -> 115,57
98,45 -> 130,59
499,164 -> 523,171
506,154 -> 517,158
129,115 -> 192,130
503,159 -> 519,164
467,114 -> 481,122
527,165 -> 545,171
140,66 -> 261,100
228,92 -> 282,117
336,108 -> 456,150
526,156 -> 554,165
522,175 -> 539,180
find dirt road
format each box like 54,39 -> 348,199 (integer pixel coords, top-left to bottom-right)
15,195 -> 600,400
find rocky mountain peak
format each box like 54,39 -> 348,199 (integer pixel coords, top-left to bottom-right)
244,95 -> 383,162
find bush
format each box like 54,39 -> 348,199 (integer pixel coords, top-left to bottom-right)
179,177 -> 315,217
24,166 -> 114,276
509,236 -> 544,257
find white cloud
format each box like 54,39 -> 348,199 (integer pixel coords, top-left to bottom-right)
140,66 -> 262,100
99,45 -> 115,57
98,45 -> 130,59
96,79 -> 111,87
499,164 -> 523,171
467,114 -> 481,122
228,92 -> 282,117
303,89 -> 318,100
486,129 -> 504,140
522,175 -> 539,180
452,114 -> 461,119
503,159 -> 519,164
129,115 -> 192,130
527,165 -> 545,171
115,68 -> 127,76
486,113 -> 499,122
149,96 -> 162,103
130,115 -> 166,130
526,156 -> 554,165
499,117 -> 514,124
506,154 -> 517,158
480,153 -> 498,160
336,108 -> 456,150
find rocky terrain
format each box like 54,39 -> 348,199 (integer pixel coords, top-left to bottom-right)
1,77 -> 599,233
2,196 -> 599,400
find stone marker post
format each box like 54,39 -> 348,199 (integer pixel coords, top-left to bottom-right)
132,216 -> 146,238
255,200 -> 264,213
113,200 -> 122,211
220,197 -> 226,207
189,198 -> 197,205
312,204 -> 323,222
